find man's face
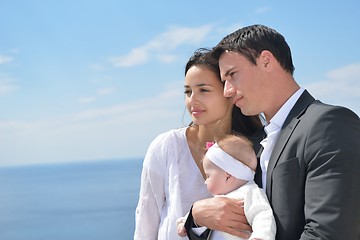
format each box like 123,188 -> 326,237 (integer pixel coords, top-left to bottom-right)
219,51 -> 266,116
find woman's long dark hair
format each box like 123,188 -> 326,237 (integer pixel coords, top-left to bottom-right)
231,106 -> 263,138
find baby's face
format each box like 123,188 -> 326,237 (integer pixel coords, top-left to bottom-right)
203,157 -> 228,195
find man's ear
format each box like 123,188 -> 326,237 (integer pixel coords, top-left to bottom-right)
259,50 -> 274,70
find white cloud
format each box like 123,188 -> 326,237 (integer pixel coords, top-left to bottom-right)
215,22 -> 245,37
89,63 -> 106,71
78,87 -> 115,104
0,82 -> 17,95
0,55 -> 13,64
110,25 -> 214,68
0,54 -> 18,95
326,62 -> 360,81
73,86 -> 182,122
78,96 -> 96,104
304,62 -> 360,115
9,48 -> 20,54
153,25 -> 213,49
0,74 -> 17,95
0,81 -> 186,166
255,6 -> 271,14
97,87 -> 115,96
157,54 -> 177,63
110,48 -> 148,67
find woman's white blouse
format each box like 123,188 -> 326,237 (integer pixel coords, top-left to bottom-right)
134,127 -> 211,240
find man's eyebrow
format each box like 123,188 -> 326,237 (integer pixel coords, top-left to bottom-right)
223,67 -> 236,77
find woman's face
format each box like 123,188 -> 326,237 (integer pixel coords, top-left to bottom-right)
184,65 -> 233,126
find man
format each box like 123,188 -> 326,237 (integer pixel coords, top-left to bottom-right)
185,24 -> 360,239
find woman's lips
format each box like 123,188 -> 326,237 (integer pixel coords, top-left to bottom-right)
191,109 -> 204,117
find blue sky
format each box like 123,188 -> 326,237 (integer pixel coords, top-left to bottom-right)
1,1 -> 359,166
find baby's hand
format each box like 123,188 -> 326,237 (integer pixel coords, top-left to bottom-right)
176,218 -> 187,237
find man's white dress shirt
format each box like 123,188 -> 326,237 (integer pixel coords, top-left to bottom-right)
260,88 -> 305,190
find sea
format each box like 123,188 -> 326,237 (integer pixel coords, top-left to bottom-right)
0,158 -> 143,240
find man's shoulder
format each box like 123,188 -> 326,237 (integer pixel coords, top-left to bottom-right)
305,100 -> 359,121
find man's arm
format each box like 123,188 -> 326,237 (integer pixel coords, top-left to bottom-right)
301,106 -> 360,239
185,197 -> 252,238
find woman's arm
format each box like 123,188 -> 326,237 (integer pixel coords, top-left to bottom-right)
134,135 -> 167,240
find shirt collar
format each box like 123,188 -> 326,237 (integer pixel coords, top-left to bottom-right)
266,87 -> 305,132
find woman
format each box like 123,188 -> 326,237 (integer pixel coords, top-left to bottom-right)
134,48 -> 262,239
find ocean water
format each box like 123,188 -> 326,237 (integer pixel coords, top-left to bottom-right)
0,158 -> 143,240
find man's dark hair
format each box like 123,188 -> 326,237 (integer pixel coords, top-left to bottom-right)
211,24 -> 295,75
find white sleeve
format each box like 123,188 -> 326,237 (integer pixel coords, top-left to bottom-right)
134,133 -> 169,240
245,185 -> 277,240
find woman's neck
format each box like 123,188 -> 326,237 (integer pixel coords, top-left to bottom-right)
186,124 -> 231,179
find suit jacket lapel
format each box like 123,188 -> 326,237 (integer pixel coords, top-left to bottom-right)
266,90 -> 315,198
253,127 -> 266,188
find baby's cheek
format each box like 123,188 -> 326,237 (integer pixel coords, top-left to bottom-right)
205,180 -> 216,195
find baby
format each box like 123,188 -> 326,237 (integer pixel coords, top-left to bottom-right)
177,134 -> 276,240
